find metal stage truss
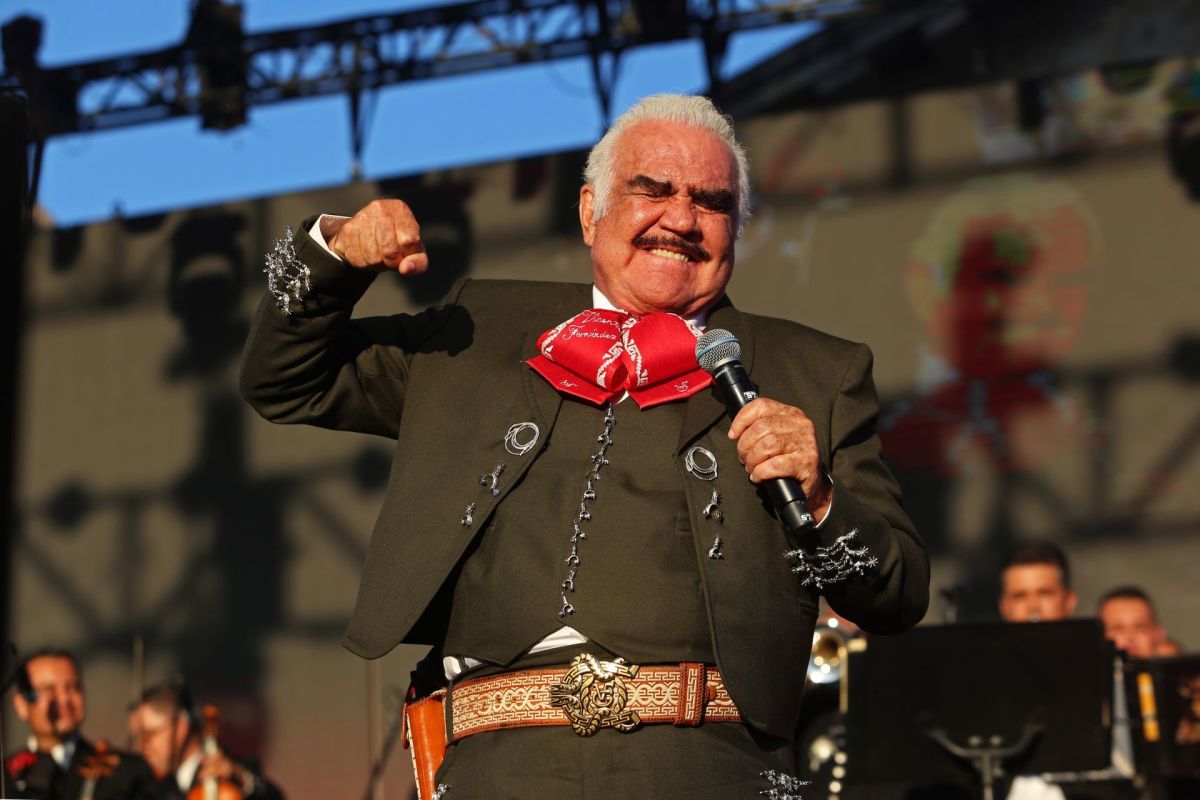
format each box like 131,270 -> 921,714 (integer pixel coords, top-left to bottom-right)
2,0 -> 872,140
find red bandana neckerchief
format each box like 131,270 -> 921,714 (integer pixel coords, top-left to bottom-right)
525,308 -> 712,408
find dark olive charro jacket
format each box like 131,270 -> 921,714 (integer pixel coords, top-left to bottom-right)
239,221 -> 930,740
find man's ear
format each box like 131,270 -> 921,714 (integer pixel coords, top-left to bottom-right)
13,691 -> 31,722
579,185 -> 596,247
1066,590 -> 1079,616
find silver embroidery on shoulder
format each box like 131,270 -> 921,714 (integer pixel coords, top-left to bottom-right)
760,769 -> 809,799
504,422 -> 541,456
684,446 -> 719,480
263,225 -> 311,316
784,530 -> 878,590
430,784 -> 449,800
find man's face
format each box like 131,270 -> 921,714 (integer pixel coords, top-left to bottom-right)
131,704 -> 189,779
998,564 -> 1077,622
1100,597 -> 1163,659
580,119 -> 738,318
12,656 -> 86,745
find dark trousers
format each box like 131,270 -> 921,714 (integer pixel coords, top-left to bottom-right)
435,720 -> 797,799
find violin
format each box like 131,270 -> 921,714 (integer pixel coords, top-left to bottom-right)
77,740 -> 119,800
186,705 -> 245,800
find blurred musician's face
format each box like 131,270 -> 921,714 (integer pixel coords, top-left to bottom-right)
12,656 -> 86,747
1100,597 -> 1164,659
998,564 -> 1077,622
132,704 -> 190,779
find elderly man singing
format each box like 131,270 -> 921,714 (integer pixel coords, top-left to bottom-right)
241,93 -> 928,799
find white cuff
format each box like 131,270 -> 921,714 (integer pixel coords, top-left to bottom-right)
812,471 -> 833,528
309,214 -> 351,260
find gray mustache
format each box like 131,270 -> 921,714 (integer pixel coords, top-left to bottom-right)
633,235 -> 710,262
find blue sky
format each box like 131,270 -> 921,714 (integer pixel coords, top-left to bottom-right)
2,1 -> 815,226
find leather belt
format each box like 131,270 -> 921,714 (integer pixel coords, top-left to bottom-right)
448,653 -> 742,740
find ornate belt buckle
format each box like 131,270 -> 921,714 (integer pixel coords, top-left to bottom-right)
549,653 -> 642,736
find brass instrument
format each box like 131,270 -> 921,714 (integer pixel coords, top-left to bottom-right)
807,620 -> 851,685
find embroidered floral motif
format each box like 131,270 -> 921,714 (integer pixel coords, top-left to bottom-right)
430,784 -> 449,800
784,530 -> 878,590
760,769 -> 809,799
263,225 -> 311,315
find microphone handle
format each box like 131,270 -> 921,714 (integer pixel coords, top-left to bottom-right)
712,362 -> 815,533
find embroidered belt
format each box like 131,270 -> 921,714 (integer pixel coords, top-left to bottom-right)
448,653 -> 742,740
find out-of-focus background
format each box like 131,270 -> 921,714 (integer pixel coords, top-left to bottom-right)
3,1 -> 1199,798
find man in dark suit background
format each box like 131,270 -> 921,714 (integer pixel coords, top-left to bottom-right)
128,682 -> 283,800
5,649 -> 156,800
241,93 -> 929,798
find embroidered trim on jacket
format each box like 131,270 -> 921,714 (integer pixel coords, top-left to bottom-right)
784,530 -> 878,590
264,225 -> 311,315
760,769 -> 809,799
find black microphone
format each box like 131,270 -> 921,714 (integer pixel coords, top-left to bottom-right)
696,329 -> 815,532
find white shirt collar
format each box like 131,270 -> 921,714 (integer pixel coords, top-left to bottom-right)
590,285 -> 709,330
27,733 -> 77,769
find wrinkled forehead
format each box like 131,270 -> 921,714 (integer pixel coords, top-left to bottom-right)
614,120 -> 738,189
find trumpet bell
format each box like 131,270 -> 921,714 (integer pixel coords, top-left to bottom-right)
808,623 -> 849,685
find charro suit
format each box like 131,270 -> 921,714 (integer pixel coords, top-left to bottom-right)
240,223 -> 928,766
4,739 -> 157,800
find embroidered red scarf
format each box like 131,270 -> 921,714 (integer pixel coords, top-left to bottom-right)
525,309 -> 712,408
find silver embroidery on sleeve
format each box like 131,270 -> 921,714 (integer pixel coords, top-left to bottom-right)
430,784 -> 449,800
263,225 -> 311,316
784,530 -> 878,590
760,769 -> 809,799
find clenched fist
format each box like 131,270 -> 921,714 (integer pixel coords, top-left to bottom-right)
325,199 -> 429,275
728,397 -> 833,522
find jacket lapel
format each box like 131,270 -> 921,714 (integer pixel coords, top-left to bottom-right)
518,284 -> 591,431
677,296 -> 755,452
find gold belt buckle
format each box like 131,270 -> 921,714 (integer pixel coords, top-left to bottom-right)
549,653 -> 642,736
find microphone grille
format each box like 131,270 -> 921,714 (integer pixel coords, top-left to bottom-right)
695,328 -> 741,373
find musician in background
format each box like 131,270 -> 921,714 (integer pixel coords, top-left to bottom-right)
997,542 -> 1077,623
1098,586 -> 1181,659
4,648 -> 157,800
129,682 -> 284,800
994,550 -> 1141,800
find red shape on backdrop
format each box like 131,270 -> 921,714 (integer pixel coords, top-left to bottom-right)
881,193 -> 1094,475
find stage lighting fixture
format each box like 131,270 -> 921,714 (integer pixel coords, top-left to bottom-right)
187,0 -> 247,131
631,0 -> 688,42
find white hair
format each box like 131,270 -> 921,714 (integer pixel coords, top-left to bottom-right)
583,93 -> 753,236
